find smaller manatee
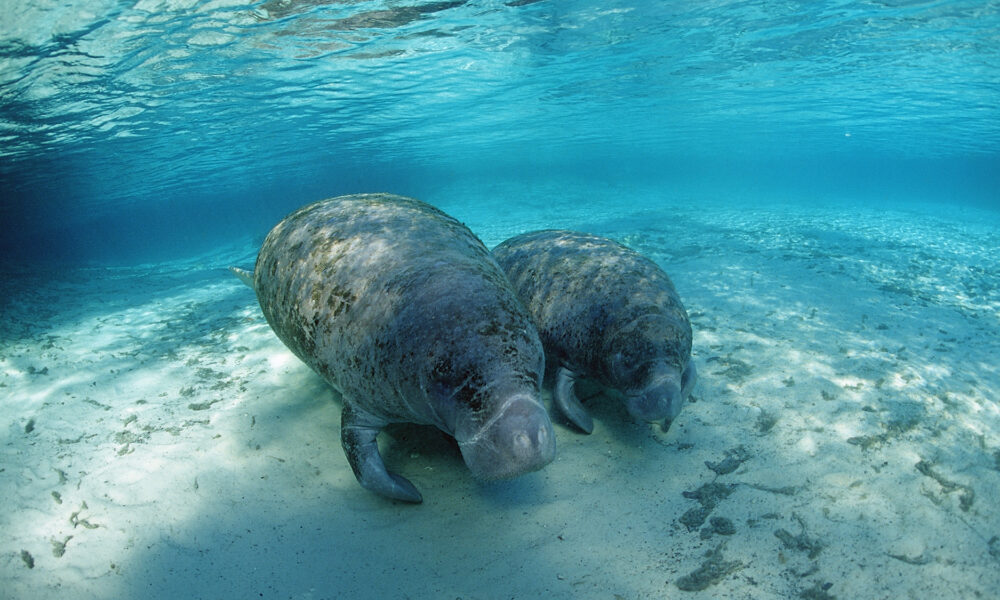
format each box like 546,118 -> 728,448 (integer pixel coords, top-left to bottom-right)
493,230 -> 696,433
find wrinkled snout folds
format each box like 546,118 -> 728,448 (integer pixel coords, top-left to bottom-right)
458,394 -> 556,481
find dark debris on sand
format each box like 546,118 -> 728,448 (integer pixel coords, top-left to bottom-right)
774,514 -> 824,559
674,543 -> 743,591
680,483 -> 737,531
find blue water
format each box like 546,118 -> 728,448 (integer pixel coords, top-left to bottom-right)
1,0 -> 998,263
4,3 -> 1000,598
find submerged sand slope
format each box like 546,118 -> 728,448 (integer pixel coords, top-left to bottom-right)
1,200 -> 998,599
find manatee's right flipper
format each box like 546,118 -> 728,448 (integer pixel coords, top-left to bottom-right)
340,403 -> 422,503
554,367 -> 594,434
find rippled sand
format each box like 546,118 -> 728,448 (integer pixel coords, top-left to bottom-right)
3,192 -> 998,599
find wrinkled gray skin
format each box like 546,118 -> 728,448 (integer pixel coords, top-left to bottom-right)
493,230 -> 696,434
231,194 -> 554,503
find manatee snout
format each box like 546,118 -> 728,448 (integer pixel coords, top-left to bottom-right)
458,395 -> 556,481
626,382 -> 679,423
627,361 -> 698,429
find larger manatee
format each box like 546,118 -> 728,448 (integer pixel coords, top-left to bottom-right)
231,194 -> 555,503
493,229 -> 696,434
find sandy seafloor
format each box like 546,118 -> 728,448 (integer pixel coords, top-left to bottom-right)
2,184 -> 999,599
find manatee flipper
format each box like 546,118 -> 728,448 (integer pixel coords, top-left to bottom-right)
340,404 -> 423,503
554,367 -> 594,434
229,266 -> 254,289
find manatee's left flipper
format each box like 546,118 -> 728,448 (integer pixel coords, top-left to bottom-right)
229,266 -> 255,288
554,367 -> 594,434
340,403 -> 422,503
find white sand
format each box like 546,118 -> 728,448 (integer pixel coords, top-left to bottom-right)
2,194 -> 999,599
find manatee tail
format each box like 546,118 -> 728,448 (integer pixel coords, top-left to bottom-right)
229,266 -> 255,289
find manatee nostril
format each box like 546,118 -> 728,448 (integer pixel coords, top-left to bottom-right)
458,395 -> 556,478
626,389 -> 671,422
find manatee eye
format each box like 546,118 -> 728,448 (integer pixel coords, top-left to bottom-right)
429,361 -> 484,413
609,351 -> 627,375
615,336 -> 646,367
429,380 -> 454,405
608,339 -> 655,387
609,349 -> 639,382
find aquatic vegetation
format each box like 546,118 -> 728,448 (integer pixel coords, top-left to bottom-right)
680,482 -> 737,532
50,536 -> 72,558
915,460 -> 975,512
774,514 -> 824,560
705,355 -> 754,384
700,516 -> 736,540
846,400 -> 926,450
674,543 -> 743,591
799,582 -> 837,600
705,445 -> 750,475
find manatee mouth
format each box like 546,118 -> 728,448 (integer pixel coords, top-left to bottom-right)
626,370 -> 684,423
457,394 -> 556,481
627,361 -> 697,427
